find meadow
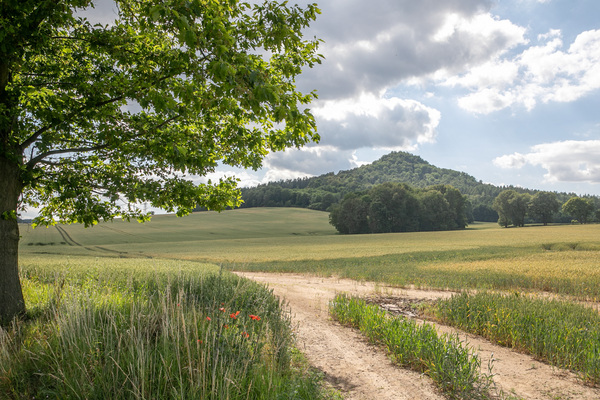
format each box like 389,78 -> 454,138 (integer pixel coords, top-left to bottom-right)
11,207 -> 600,397
21,208 -> 600,299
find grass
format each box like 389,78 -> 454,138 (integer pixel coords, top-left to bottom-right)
20,210 -> 600,299
428,292 -> 600,386
14,208 -> 600,396
1,256 -> 331,399
329,294 -> 496,399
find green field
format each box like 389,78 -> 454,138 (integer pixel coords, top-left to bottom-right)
11,207 -> 600,397
20,208 -> 600,299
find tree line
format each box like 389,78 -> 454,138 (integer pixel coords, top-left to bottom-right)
493,190 -> 599,227
329,183 -> 468,234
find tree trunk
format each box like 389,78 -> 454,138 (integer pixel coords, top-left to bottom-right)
0,155 -> 25,324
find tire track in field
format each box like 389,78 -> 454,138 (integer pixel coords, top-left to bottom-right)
55,225 -> 81,246
54,226 -> 136,257
236,272 -> 600,400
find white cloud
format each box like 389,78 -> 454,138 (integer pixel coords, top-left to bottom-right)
313,93 -> 441,151
449,29 -> 600,114
264,147 -> 357,177
298,1 -> 526,100
493,152 -> 528,169
494,140 -> 600,183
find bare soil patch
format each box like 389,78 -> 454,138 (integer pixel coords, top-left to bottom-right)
236,272 -> 600,400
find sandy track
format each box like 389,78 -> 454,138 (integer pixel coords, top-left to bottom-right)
236,272 -> 600,400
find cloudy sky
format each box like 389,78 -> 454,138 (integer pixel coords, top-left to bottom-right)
205,0 -> 600,198
78,0 -> 600,202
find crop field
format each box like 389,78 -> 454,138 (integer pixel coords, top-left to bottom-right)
21,208 -> 600,299
11,207 -> 600,398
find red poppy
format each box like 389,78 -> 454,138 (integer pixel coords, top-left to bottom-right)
206,316 -> 211,321
241,331 -> 249,338
230,311 -> 240,319
224,324 -> 229,329
219,307 -> 225,312
249,315 -> 261,321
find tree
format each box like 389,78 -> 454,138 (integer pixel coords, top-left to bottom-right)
492,190 -> 530,227
529,192 -> 559,226
0,0 -> 322,323
562,197 -> 595,224
427,184 -> 468,229
329,193 -> 370,234
418,190 -> 451,231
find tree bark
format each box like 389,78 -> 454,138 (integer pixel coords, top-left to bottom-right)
0,154 -> 25,324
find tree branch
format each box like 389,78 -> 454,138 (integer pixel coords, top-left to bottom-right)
27,144 -> 109,168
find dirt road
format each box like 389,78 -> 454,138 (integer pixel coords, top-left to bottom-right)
236,272 -> 600,400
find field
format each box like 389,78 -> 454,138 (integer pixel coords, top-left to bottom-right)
20,208 -> 600,299
9,208 -> 600,399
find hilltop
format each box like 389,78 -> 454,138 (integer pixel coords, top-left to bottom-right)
240,151 -> 582,221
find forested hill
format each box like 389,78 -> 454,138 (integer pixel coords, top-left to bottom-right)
239,151 -> 576,219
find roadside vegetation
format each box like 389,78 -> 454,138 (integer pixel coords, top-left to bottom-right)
427,292 -> 600,386
330,294 -> 497,399
0,256 -> 332,399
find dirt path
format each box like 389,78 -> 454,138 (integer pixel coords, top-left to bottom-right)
236,272 -> 600,400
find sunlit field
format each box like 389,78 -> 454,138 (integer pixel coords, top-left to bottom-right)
12,207 -> 600,396
20,208 -> 600,299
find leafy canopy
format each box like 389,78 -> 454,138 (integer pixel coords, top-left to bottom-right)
1,0 -> 322,226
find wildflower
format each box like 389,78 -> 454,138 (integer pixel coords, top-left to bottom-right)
198,340 -> 202,344
224,324 -> 229,329
219,307 -> 225,312
241,331 -> 249,338
206,316 -> 211,321
230,311 -> 240,319
249,315 -> 261,321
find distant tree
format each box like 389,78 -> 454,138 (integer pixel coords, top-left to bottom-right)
492,190 -> 530,227
428,184 -> 468,229
367,182 -> 419,233
562,197 -> 596,224
529,192 -> 560,225
418,190 -> 452,231
329,193 -> 370,234
330,182 -> 467,234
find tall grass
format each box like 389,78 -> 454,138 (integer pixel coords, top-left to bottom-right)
0,257 -> 327,399
431,292 -> 600,386
329,294 -> 496,399
239,247 -> 600,300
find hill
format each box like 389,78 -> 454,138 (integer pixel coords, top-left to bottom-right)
240,151 -> 585,221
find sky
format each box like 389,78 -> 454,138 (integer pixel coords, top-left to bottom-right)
217,0 -> 600,198
39,0 -> 600,220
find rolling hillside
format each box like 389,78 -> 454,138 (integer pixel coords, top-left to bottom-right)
240,151 -> 586,221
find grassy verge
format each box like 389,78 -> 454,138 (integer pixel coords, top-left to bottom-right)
0,256 -> 331,400
329,294 -> 496,399
429,292 -> 600,386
